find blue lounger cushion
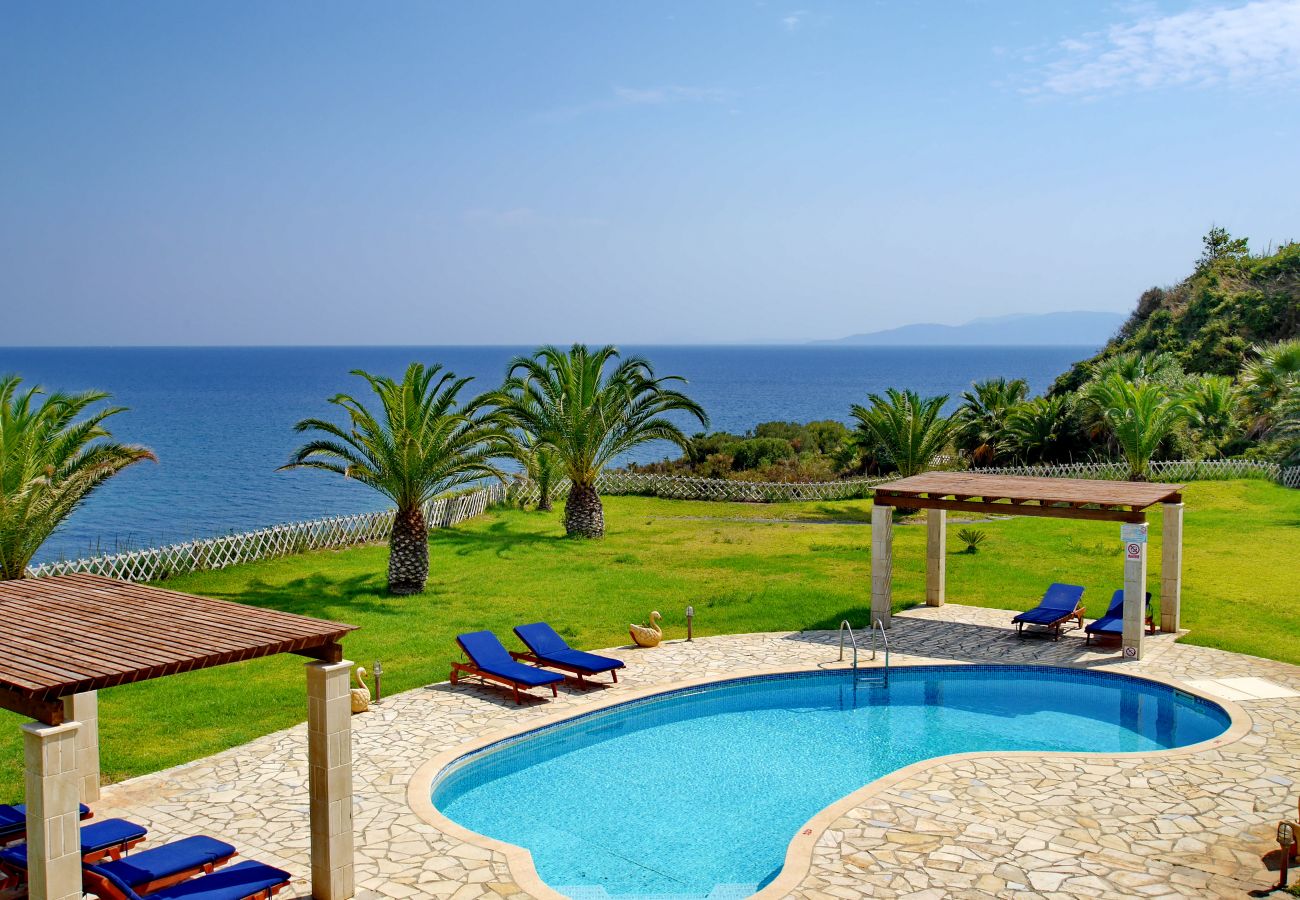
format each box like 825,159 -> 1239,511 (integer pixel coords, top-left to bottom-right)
1086,589 -> 1153,636
514,623 -> 625,675
97,835 -> 236,889
0,803 -> 91,840
457,631 -> 563,687
0,818 -> 147,867
1012,583 -> 1085,625
87,859 -> 290,900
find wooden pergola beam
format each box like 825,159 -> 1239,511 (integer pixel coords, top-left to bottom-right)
0,688 -> 64,726
873,492 -> 1147,523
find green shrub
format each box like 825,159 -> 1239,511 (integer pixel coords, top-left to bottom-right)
730,437 -> 796,471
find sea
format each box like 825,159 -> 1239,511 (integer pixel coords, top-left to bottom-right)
2,345 -> 1095,563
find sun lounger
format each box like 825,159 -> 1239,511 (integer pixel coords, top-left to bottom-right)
91,835 -> 238,894
451,630 -> 564,704
511,622 -> 625,685
84,857 -> 291,900
0,818 -> 148,891
1011,583 -> 1085,640
0,802 -> 91,844
1085,589 -> 1155,644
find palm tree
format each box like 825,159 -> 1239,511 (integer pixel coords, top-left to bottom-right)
497,344 -> 707,538
282,363 -> 512,595
954,377 -> 1029,467
1004,395 -> 1074,465
516,434 -> 561,511
1241,339 -> 1300,435
0,375 -> 155,580
850,388 -> 955,478
1271,382 -> 1300,465
1184,375 -> 1241,456
1084,374 -> 1190,481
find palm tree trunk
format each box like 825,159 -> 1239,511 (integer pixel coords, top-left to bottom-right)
388,505 -> 429,595
537,488 -> 553,512
564,482 -> 605,538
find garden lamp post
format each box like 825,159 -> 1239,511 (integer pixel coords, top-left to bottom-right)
373,660 -> 383,703
686,606 -> 694,642
1279,821 -> 1296,889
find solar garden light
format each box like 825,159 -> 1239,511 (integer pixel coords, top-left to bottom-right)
373,659 -> 383,703
686,606 -> 695,642
1278,821 -> 1297,889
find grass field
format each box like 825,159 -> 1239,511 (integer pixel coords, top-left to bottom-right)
1,479 -> 1296,799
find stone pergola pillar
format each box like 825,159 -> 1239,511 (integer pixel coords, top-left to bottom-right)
61,691 -> 99,803
23,720 -> 83,900
306,659 -> 355,900
871,504 -> 894,628
1122,524 -> 1148,661
925,509 -> 946,606
1161,502 -> 1184,633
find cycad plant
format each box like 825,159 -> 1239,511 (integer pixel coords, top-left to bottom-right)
1241,339 -> 1300,435
1004,395 -> 1074,464
282,363 -> 512,595
497,344 -> 707,538
1084,374 -> 1190,481
0,375 -> 155,580
850,388 -> 955,478
954,377 -> 1028,466
1184,375 -> 1241,456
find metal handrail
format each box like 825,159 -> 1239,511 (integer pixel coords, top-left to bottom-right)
871,618 -> 890,670
837,620 -> 859,671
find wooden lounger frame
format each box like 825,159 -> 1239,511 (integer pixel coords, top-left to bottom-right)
1014,606 -> 1085,642
1085,612 -> 1157,645
82,860 -> 285,900
449,661 -> 559,705
0,825 -> 144,894
509,651 -> 619,686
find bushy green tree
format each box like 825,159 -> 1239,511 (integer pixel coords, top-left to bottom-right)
0,375 -> 155,580
730,437 -> 796,470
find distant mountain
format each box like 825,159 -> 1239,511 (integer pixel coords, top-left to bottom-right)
814,311 -> 1125,347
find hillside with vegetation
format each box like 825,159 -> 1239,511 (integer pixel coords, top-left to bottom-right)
633,230 -> 1300,480
1053,228 -> 1299,388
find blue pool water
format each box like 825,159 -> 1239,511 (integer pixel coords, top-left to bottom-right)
433,666 -> 1229,899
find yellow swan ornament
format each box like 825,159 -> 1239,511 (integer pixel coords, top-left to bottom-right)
629,610 -> 664,648
350,666 -> 371,714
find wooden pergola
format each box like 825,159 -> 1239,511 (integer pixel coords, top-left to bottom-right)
0,573 -> 358,900
869,472 -> 1185,660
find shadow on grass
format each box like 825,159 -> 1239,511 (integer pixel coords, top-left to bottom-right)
430,519 -> 563,558
196,571 -> 403,618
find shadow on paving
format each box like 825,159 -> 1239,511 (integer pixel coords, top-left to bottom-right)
787,609 -> 1131,669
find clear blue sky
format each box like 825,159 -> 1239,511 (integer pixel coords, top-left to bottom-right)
3,1 -> 1297,345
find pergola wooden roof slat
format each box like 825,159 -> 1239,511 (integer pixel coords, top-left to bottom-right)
872,472 -> 1183,523
0,573 -> 356,720
2,573 -> 360,900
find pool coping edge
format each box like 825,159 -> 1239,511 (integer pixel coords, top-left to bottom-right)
405,656 -> 1251,900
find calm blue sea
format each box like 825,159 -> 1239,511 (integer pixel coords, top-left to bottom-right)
1,345 -> 1093,562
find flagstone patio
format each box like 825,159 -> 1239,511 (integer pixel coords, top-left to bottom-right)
91,604 -> 1300,899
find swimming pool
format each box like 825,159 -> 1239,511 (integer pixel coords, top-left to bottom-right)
431,666 -> 1230,899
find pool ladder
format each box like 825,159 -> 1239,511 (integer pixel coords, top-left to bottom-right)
838,619 -> 889,686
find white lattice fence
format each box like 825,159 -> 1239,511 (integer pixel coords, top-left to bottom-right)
511,472 -> 888,505
978,459 -> 1286,483
26,482 -> 510,583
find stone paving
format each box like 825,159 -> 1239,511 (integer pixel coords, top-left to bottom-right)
89,604 -> 1300,899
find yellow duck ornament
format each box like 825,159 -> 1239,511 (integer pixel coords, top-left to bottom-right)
629,610 -> 664,648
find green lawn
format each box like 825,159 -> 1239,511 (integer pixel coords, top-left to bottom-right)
2,479 -> 1296,799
